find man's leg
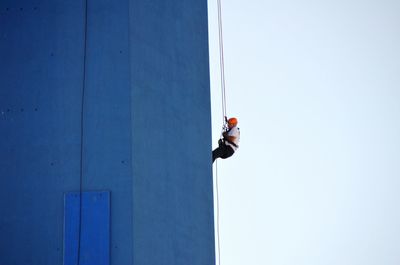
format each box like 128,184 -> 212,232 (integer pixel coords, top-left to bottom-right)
222,146 -> 234,159
212,145 -> 234,163
212,146 -> 224,163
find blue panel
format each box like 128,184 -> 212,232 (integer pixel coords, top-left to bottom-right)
64,193 -> 81,265
64,191 -> 110,265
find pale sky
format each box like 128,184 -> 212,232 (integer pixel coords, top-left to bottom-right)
208,1 -> 400,265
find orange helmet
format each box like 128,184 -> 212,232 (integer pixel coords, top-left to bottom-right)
228,117 -> 238,126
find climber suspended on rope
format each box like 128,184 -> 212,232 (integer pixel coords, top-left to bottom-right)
212,117 -> 240,163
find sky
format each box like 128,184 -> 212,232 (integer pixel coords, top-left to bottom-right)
207,1 -> 400,265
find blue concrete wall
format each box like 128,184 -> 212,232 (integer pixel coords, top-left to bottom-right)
0,0 -> 214,264
130,1 -> 214,264
0,1 -> 84,264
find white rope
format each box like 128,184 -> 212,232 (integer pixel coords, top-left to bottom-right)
215,160 -> 222,265
217,0 -> 227,123
215,0 -> 228,263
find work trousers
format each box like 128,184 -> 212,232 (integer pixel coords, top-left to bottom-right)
212,144 -> 234,163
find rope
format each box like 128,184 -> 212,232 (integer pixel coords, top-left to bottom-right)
215,0 -> 228,264
215,160 -> 222,265
77,0 -> 89,263
217,0 -> 227,123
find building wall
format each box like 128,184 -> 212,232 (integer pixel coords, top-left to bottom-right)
0,0 -> 214,264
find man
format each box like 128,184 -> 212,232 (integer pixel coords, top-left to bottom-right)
212,117 -> 240,163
